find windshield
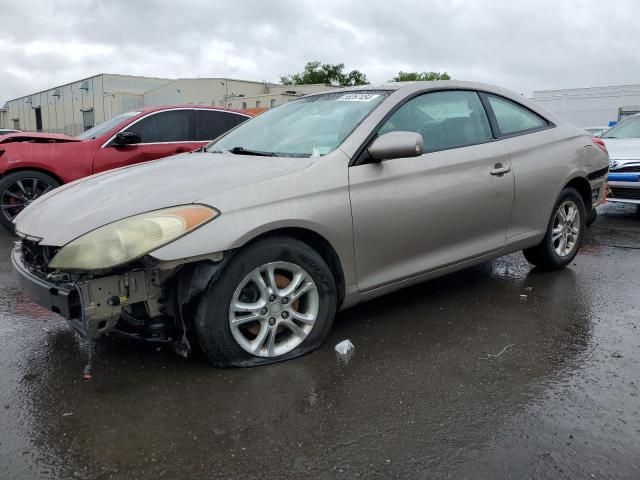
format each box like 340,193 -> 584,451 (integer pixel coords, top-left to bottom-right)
601,116 -> 640,139
75,111 -> 141,140
207,91 -> 390,157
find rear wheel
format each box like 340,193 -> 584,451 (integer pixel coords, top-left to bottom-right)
523,187 -> 585,270
195,236 -> 337,367
0,171 -> 60,232
586,207 -> 597,226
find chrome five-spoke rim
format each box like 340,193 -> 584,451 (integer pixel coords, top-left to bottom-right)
1,178 -> 54,221
552,200 -> 580,257
229,261 -> 319,358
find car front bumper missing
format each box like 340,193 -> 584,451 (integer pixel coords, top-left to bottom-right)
11,244 -> 167,340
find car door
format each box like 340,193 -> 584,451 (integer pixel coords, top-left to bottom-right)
349,90 -> 515,292
480,93 -> 560,238
92,109 -> 201,174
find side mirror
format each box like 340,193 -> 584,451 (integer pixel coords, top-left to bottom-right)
368,131 -> 423,161
113,131 -> 141,146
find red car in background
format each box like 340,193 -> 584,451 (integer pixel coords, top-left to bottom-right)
0,106 -> 251,231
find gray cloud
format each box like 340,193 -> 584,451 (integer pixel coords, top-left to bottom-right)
2,0 -> 640,105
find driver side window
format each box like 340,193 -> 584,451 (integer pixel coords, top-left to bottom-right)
378,90 -> 493,152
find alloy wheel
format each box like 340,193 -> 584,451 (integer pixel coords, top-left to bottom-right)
1,177 -> 54,222
228,261 -> 319,358
552,200 -> 580,257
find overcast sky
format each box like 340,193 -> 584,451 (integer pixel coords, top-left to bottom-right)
1,0 -> 639,105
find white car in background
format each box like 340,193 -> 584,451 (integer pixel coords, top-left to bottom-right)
0,128 -> 21,136
584,126 -> 609,137
600,115 -> 640,205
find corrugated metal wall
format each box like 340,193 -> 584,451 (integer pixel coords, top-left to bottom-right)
3,74 -> 171,136
2,76 -> 335,134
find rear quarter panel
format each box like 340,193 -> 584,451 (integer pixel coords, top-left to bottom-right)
504,125 -> 594,241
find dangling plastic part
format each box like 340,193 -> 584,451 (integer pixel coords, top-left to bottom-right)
83,340 -> 95,381
73,282 -> 96,381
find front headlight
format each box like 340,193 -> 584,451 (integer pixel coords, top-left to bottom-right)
49,205 -> 218,271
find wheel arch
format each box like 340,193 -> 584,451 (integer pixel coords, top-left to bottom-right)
563,175 -> 591,211
239,227 -> 346,309
0,166 -> 64,185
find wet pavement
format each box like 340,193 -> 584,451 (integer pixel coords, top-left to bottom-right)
1,204 -> 639,480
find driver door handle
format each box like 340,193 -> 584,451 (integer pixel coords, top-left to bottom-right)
490,163 -> 511,176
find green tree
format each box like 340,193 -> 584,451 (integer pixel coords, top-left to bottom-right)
280,61 -> 369,86
392,71 -> 451,82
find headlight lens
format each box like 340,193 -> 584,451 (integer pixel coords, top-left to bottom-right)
49,205 -> 218,271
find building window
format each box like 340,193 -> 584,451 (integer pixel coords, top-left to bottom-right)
82,109 -> 95,132
242,101 -> 247,109
270,99 -> 276,108
256,100 -> 261,108
12,119 -> 20,130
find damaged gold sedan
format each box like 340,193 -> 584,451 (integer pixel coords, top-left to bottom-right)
12,81 -> 609,370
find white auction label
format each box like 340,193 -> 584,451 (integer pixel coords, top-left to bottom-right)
337,93 -> 381,102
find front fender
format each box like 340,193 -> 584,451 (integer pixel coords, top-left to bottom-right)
0,142 -> 94,182
148,152 -> 356,287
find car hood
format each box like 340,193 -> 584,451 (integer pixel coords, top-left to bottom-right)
15,152 -> 314,246
601,138 -> 640,161
0,132 -> 80,144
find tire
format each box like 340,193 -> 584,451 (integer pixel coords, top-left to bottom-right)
586,207 -> 597,226
195,236 -> 337,367
0,170 -> 60,233
523,187 -> 586,270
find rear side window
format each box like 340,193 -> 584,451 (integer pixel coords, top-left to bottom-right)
378,90 -> 493,152
126,110 -> 193,143
195,110 -> 248,141
486,95 -> 547,136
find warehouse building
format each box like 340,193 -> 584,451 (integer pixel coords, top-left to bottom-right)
143,79 -> 337,110
1,74 -> 338,135
532,84 -> 640,127
1,74 -> 173,136
225,84 -> 339,110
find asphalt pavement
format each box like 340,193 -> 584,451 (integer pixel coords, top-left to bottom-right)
1,203 -> 639,479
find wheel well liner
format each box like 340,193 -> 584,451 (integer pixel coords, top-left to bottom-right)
565,176 -> 591,211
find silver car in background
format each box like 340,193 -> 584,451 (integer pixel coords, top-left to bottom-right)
12,81 -> 609,367
584,126 -> 609,137
600,114 -> 640,204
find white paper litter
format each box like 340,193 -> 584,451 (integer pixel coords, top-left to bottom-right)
334,339 -> 354,356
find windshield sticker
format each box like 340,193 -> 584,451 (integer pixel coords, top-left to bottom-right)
337,93 -> 381,102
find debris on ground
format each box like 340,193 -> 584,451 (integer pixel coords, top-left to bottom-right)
335,339 -> 354,356
479,343 -> 515,360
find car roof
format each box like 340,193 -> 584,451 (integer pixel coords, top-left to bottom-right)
308,80 -> 563,126
134,104 -> 252,116
323,80 -> 523,95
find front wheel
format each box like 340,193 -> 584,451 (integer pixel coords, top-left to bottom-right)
195,236 -> 337,367
0,171 -> 60,232
523,187 -> 586,270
